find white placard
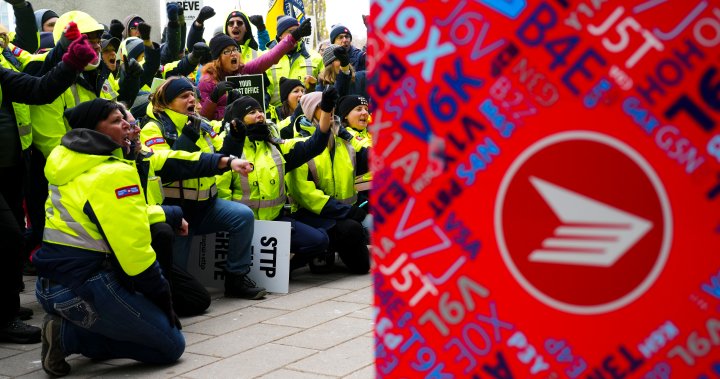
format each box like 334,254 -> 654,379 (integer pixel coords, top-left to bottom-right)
166,0 -> 204,23
187,220 -> 291,293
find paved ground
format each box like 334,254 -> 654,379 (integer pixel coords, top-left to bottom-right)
0,268 -> 375,378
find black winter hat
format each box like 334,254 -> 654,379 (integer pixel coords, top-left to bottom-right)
330,24 -> 351,44
279,78 -> 304,103
227,96 -> 262,121
209,33 -> 238,60
337,95 -> 368,121
64,98 -> 116,130
276,15 -> 299,37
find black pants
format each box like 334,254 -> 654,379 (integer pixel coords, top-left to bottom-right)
329,219 -> 370,274
151,223 -> 211,316
0,164 -> 25,324
23,146 -> 47,256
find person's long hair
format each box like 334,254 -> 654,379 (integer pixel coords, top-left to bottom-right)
318,64 -> 355,86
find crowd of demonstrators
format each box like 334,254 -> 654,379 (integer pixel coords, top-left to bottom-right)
215,91 -> 337,273
0,0 -> 371,375
198,17 -> 311,121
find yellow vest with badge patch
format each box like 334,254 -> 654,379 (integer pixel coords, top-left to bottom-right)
139,106 -> 224,202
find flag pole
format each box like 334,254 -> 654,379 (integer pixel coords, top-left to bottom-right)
311,0 -> 318,50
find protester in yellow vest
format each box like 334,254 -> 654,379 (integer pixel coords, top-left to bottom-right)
265,15 -> 323,108
338,95 -> 373,203
34,99 -> 185,377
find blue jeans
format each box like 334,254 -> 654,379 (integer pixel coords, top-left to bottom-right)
35,271 -> 184,364
174,198 -> 255,275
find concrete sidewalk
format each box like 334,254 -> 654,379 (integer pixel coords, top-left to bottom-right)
0,268 -> 375,378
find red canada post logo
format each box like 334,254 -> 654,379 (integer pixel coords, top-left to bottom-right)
495,131 -> 672,314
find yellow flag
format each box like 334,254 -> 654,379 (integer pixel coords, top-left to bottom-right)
266,0 -> 284,41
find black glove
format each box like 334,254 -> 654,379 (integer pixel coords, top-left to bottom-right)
210,81 -> 238,103
196,6 -> 215,24
246,123 -> 271,142
182,116 -> 202,142
138,23 -> 152,41
150,291 -> 182,330
320,87 -> 339,113
249,15 -> 266,31
122,57 -> 143,78
334,47 -> 350,67
229,118 -> 246,139
347,205 -> 367,222
166,2 -> 179,22
109,19 -> 124,40
4,0 -> 25,7
291,18 -> 312,41
188,42 -> 211,65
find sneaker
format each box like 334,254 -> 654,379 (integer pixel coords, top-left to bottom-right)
41,314 -> 70,377
17,306 -> 33,321
0,318 -> 41,344
224,272 -> 267,300
308,252 -> 336,274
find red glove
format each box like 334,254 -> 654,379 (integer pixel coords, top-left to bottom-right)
62,35 -> 98,71
64,21 -> 81,41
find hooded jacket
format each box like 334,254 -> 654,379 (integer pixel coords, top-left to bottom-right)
122,14 -> 144,40
34,128 -> 169,300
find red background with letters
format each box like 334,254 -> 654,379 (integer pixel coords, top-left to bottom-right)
369,0 -> 720,377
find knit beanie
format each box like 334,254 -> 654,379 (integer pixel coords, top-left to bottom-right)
299,92 -> 323,119
209,33 -> 238,60
322,44 -> 340,67
164,77 -> 195,103
64,98 -> 115,130
124,37 -> 144,61
276,15 -> 299,37
330,24 -> 351,44
279,78 -> 304,103
228,96 -> 262,120
34,9 -> 58,30
337,95 -> 368,121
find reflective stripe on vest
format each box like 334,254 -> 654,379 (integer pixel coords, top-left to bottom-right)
18,123 -> 31,138
70,84 -> 81,106
270,65 -> 281,105
163,183 -> 218,200
238,144 -> 286,210
302,57 -> 313,77
43,185 -> 111,252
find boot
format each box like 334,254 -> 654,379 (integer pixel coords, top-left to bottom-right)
0,318 -> 41,344
224,271 -> 267,299
41,314 -> 70,376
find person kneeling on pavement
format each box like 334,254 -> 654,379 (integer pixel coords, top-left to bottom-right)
33,99 -> 185,377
